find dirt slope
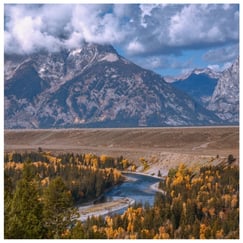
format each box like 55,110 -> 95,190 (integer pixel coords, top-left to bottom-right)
4,126 -> 239,175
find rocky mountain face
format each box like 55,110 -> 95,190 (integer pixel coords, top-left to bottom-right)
5,43 -> 223,128
207,58 -> 239,123
171,70 -> 219,106
167,60 -> 239,124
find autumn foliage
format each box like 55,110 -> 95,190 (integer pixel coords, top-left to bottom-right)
4,151 -> 239,239
69,162 -> 239,239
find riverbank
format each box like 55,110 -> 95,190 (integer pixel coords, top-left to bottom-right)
78,172 -> 163,221
150,182 -> 166,195
123,171 -> 166,193
122,170 -> 164,179
78,197 -> 135,221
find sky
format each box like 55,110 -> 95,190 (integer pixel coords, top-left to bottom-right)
3,2 -> 239,77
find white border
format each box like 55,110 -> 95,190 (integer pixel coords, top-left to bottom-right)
1,1 -> 241,242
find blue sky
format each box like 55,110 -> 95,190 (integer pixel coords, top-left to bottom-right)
4,3 -> 239,77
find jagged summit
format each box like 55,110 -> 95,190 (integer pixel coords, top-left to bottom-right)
166,58 -> 239,124
5,43 -> 222,128
171,70 -> 219,107
207,58 -> 239,123
164,67 -> 221,83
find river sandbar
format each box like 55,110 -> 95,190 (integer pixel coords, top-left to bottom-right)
78,197 -> 135,221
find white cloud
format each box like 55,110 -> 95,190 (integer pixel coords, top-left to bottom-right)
180,68 -> 194,76
4,4 -> 127,54
4,3 -> 239,58
5,7 -> 64,54
208,62 -> 232,72
136,56 -> 165,70
147,56 -> 162,69
168,4 -> 238,47
203,44 -> 239,63
207,64 -> 220,72
126,39 -> 145,54
139,4 -> 158,28
41,5 -> 73,37
64,31 -> 83,49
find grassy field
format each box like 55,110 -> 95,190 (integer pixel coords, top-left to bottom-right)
4,126 -> 239,176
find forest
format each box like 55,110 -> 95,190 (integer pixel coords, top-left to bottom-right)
4,151 -> 239,239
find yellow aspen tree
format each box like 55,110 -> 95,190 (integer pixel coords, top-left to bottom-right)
131,165 -> 136,172
158,226 -> 170,239
104,227 -> 114,239
129,233 -> 137,239
116,227 -> 126,239
215,229 -> 224,239
127,222 -> 133,233
100,154 -> 107,164
199,224 -> 207,239
105,216 -> 113,228
231,195 -> 238,208
121,159 -> 128,169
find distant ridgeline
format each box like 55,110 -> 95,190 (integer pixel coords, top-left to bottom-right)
4,44 -> 239,128
4,151 -> 239,239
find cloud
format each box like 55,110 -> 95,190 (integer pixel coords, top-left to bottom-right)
139,4 -> 158,28
124,4 -> 239,58
4,4 -> 128,54
133,55 -> 194,74
126,39 -> 145,54
70,5 -> 127,44
203,44 -> 239,63
207,64 -> 221,72
207,61 -> 233,72
134,56 -> 167,70
168,4 -> 239,48
4,3 -> 239,58
4,5 -> 70,54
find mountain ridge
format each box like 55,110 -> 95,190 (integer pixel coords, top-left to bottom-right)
4,43 -> 227,128
207,58 -> 239,123
165,59 -> 239,124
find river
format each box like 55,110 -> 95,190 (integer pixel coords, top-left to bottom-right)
78,173 -> 163,220
105,173 -> 161,205
99,173 -> 162,209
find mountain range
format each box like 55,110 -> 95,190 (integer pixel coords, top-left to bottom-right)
207,58 -> 239,123
4,43 -> 238,128
169,59 -> 239,124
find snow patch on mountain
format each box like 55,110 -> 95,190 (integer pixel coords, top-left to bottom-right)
100,53 -> 119,62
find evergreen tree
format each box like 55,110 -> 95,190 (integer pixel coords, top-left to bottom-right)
4,173 -> 14,238
5,163 -> 44,239
43,176 -> 78,238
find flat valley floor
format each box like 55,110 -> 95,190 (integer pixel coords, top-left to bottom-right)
4,126 -> 239,176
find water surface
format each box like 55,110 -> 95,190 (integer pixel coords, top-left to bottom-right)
104,173 -> 162,207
